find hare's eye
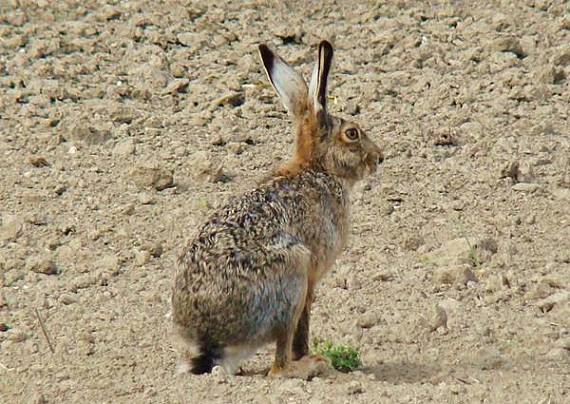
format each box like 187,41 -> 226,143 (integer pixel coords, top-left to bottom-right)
345,128 -> 359,141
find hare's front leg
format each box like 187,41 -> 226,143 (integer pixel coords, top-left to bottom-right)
269,328 -> 297,375
271,305 -> 330,380
267,247 -> 310,376
270,281 -> 330,379
292,287 -> 314,360
269,278 -> 308,376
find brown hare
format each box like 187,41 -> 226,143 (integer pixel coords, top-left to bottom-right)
171,40 -> 383,378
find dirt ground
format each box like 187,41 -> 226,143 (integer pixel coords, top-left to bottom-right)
1,0 -> 569,402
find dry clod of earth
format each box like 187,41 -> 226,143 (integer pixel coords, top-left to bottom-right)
536,291 -> 570,313
112,138 -> 136,156
429,304 -> 448,332
433,265 -> 478,287
421,237 -> 497,268
1,1 -> 569,403
472,346 -> 505,371
489,37 -> 526,58
28,155 -> 50,167
130,166 -> 175,191
347,380 -> 365,395
26,256 -> 58,275
357,312 -> 382,329
188,150 -> 225,182
59,293 -> 79,305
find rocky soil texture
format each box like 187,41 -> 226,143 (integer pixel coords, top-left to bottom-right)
1,0 -> 569,403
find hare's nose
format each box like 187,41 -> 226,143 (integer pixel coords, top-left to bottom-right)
374,147 -> 384,165
377,151 -> 384,165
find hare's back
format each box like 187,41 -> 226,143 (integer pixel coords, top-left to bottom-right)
179,170 -> 346,280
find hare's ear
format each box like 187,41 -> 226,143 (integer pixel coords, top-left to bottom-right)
308,40 -> 334,123
258,44 -> 307,117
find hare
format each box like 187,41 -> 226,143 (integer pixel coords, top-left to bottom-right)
171,40 -> 383,378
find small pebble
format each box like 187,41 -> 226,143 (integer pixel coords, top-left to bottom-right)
226,142 -> 244,155
472,346 -> 504,370
490,36 -> 525,58
189,151 -> 224,183
130,166 -> 174,191
164,79 -> 189,94
347,380 -> 364,394
512,183 -> 539,192
430,305 -> 448,331
138,192 -> 155,205
434,265 -> 478,286
122,203 -> 136,215
357,312 -> 380,329
210,366 -> 228,383
29,155 -> 50,167
113,138 -> 136,156
27,256 -> 58,275
59,293 -> 79,305
135,249 -> 151,265
347,275 -> 362,290
143,241 -> 163,258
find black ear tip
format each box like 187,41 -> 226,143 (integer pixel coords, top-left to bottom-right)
319,40 -> 334,53
258,44 -> 273,67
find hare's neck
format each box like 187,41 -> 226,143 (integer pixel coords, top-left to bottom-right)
312,164 -> 357,194
336,176 -> 357,193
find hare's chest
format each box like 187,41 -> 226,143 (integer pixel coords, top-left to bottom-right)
328,206 -> 350,251
312,201 -> 350,281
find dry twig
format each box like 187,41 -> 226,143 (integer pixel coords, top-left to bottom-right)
35,308 -> 55,354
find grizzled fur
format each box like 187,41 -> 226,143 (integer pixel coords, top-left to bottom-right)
171,40 -> 382,377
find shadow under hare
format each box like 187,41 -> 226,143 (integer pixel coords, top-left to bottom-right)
171,40 -> 383,378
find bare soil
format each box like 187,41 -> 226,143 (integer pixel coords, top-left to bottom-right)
1,1 -> 569,403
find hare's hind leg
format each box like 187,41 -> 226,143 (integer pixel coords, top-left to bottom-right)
221,344 -> 259,375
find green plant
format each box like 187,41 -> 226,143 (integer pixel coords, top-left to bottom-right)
467,245 -> 481,267
455,219 -> 481,268
313,340 -> 363,373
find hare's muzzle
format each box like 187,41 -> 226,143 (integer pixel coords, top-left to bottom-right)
376,150 -> 384,165
364,142 -> 383,174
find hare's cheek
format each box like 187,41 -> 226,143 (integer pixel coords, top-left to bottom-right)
345,151 -> 361,166
367,155 -> 379,172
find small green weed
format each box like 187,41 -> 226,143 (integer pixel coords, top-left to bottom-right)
467,245 -> 481,267
313,340 -> 363,373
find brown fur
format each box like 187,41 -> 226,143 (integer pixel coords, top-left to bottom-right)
171,40 -> 382,378
276,105 -> 321,177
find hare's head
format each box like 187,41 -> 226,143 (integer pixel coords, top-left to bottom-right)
259,41 -> 383,185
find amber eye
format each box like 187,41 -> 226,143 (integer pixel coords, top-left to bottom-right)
345,128 -> 359,141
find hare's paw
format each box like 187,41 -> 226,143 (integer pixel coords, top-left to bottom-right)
293,355 -> 331,380
268,364 -> 287,378
298,354 -> 332,367
268,355 -> 330,380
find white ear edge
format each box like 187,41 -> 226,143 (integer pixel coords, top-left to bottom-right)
308,62 -> 320,112
308,41 -> 334,115
258,44 -> 307,115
